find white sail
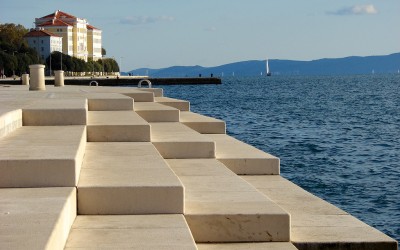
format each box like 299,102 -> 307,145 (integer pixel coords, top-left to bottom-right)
266,59 -> 270,74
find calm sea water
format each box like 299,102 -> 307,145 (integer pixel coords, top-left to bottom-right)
160,74 -> 400,241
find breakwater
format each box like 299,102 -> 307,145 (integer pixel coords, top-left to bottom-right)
0,76 -> 221,86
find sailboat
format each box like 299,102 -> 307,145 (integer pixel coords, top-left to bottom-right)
266,59 -> 272,76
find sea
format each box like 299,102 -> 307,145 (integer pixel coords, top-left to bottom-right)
160,74 -> 400,242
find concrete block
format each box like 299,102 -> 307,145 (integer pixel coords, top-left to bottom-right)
85,93 -> 134,111
87,111 -> 150,142
65,215 -> 196,249
205,134 -> 280,175
139,87 -> 164,97
180,111 -> 225,134
0,126 -> 86,187
23,99 -> 87,126
135,102 -> 180,122
151,122 -> 215,158
155,96 -> 190,111
122,91 -> 154,102
78,142 -> 184,214
167,159 -> 290,243
243,176 -> 398,250
0,108 -> 22,138
0,187 -> 76,250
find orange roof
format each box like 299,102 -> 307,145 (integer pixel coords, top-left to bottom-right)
24,29 -> 61,38
37,19 -> 72,27
39,10 -> 77,20
87,24 -> 101,30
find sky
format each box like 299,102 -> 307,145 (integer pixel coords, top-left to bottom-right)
1,0 -> 399,71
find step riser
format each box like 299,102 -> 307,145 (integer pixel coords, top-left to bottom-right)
87,125 -> 150,142
219,159 -> 280,175
183,122 -> 225,134
78,187 -> 184,215
88,99 -> 134,111
0,109 -> 22,138
136,110 -> 179,122
153,142 -> 215,159
186,214 -> 290,242
23,109 -> 87,126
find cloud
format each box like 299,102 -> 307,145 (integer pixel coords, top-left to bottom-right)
120,15 -> 175,25
204,27 -> 217,32
327,4 -> 378,15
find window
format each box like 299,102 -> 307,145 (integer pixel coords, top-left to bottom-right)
41,47 -> 44,51
41,40 -> 43,44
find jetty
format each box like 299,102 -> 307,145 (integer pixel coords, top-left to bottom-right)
0,80 -> 398,249
0,76 -> 222,86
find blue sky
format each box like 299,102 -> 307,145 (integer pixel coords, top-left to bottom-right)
1,0 -> 399,71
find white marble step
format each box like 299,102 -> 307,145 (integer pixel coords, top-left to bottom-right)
77,142 -> 184,215
205,134 -> 280,175
65,215 -> 196,250
0,126 -> 86,187
85,92 -> 134,111
180,111 -> 225,134
23,99 -> 87,126
135,102 -> 180,122
87,111 -> 150,142
0,187 -> 76,250
168,159 -> 290,243
151,122 -> 215,159
155,96 -> 190,111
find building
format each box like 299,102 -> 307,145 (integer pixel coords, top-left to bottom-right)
34,10 -> 102,62
24,27 -> 62,61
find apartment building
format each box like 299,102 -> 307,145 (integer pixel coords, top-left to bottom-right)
24,28 -> 62,61
34,10 -> 102,62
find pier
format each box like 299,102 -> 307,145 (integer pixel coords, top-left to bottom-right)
0,76 -> 222,86
0,83 -> 397,249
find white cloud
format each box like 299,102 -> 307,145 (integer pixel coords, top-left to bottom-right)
120,15 -> 175,25
327,4 -> 378,15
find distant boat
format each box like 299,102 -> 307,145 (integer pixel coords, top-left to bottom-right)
266,59 -> 272,76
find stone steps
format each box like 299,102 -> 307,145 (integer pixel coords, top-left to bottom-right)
205,134 -> 280,175
167,159 -> 290,243
85,92 -> 134,111
87,111 -> 150,142
180,111 -> 226,134
242,176 -> 398,250
0,126 -> 86,187
155,96 -> 190,111
151,122 -> 215,158
65,215 -> 197,250
0,187 -> 76,250
135,102 -> 180,122
77,142 -> 184,215
22,99 -> 87,126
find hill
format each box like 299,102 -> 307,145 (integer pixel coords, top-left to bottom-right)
126,53 -> 400,77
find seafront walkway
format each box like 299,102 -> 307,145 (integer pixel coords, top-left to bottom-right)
0,84 -> 397,249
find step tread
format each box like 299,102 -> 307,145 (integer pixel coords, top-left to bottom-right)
151,123 -> 215,158
167,159 -> 290,243
0,187 -> 76,250
243,176 -> 398,249
197,243 -> 298,250
205,134 -> 279,175
134,102 -> 179,122
78,142 -> 184,214
155,96 -> 190,111
0,126 -> 86,187
65,215 -> 196,250
87,111 -> 148,125
180,111 -> 225,134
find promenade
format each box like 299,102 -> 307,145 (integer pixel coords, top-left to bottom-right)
0,83 -> 397,249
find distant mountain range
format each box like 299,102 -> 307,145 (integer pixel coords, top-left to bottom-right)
125,53 -> 400,77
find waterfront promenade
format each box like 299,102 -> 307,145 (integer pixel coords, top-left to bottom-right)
0,83 -> 397,249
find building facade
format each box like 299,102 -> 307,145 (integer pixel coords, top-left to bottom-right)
24,28 -> 62,61
34,10 -> 102,62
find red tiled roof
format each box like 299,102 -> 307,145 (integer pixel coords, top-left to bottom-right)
39,10 -> 77,20
87,24 -> 101,30
37,19 -> 72,27
24,29 -> 61,38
